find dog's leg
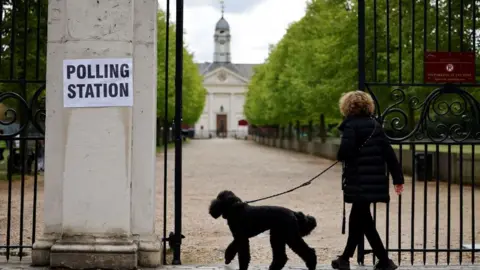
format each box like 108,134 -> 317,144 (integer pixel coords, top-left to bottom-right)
237,238 -> 251,270
225,240 -> 237,264
287,236 -> 317,270
269,231 -> 288,270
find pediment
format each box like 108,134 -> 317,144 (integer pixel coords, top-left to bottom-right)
203,67 -> 249,85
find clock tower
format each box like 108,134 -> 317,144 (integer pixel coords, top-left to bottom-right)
213,0 -> 231,63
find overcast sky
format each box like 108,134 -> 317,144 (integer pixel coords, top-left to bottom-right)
157,0 -> 307,64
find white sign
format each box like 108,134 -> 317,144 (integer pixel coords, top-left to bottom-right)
63,58 -> 133,108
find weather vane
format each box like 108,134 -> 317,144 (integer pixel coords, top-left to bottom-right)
220,0 -> 225,17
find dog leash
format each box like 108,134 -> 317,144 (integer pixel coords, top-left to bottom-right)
244,160 -> 340,204
246,117 -> 378,205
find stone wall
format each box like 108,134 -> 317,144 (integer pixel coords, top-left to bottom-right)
251,136 -> 480,185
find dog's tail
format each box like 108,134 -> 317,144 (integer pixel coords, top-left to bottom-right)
294,211 -> 317,237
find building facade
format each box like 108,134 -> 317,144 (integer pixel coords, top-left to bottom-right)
195,14 -> 258,139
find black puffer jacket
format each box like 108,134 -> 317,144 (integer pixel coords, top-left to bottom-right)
337,116 -> 404,203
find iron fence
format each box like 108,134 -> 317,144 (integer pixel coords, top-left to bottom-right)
357,0 -> 480,265
0,0 -> 47,261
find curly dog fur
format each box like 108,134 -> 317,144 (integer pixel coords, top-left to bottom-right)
209,190 -> 317,270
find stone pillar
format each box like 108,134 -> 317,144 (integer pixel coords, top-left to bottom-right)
31,0 -> 160,269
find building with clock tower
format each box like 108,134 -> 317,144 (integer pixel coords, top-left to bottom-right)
195,4 -> 259,139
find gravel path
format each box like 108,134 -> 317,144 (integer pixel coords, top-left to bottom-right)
157,139 -> 480,266
0,138 -> 478,267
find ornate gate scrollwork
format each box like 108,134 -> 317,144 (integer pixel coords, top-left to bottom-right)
0,84 -> 46,138
367,84 -> 480,143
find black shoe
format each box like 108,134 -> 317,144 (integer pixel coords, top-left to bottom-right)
331,256 -> 350,270
374,259 -> 398,270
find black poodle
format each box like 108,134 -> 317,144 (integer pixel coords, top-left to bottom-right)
209,190 -> 317,270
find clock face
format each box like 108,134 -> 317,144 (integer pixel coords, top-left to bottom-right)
218,71 -> 227,82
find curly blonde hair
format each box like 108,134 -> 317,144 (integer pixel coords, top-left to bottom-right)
339,90 -> 375,117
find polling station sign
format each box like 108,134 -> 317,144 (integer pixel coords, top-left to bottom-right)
63,58 -> 133,108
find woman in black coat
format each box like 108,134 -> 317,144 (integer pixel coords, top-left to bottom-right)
331,91 -> 404,270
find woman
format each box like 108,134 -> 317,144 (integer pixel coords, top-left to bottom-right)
331,91 -> 404,270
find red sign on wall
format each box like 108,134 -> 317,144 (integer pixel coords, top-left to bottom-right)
424,52 -> 476,83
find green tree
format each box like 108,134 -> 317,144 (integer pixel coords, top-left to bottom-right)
156,10 -> 206,143
245,0 -> 480,132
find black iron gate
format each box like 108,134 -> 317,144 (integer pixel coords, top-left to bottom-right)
358,0 -> 479,266
161,0 -> 185,265
0,0 -> 47,262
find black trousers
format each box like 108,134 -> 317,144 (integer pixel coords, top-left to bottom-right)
342,202 -> 388,262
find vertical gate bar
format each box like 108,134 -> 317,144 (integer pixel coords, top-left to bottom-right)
448,0 -> 452,51
373,202 -> 377,264
173,0 -> 184,264
32,140 -> 39,245
473,0 -> 476,51
357,0 -> 365,264
19,122 -> 26,261
410,144 -> 416,265
9,0 -> 16,79
162,0 -> 170,265
398,145 -> 403,265
0,0 -> 3,69
435,0 -> 439,51
6,140 -> 14,261
423,0 -> 426,53
412,0 -> 415,84
422,144 -> 427,264
18,135 -> 25,254
459,145 -> 464,264
35,0 -> 41,79
447,145 -> 452,264
386,0 -> 390,84
473,0 -> 476,85
422,0 -> 426,84
398,0 -> 402,84
19,0 -> 30,257
460,0 -> 464,51
435,144 -> 440,264
358,0 -> 366,91
471,144 -> 475,264
373,0 -> 377,81
24,0 -> 29,78
385,190 -> 390,257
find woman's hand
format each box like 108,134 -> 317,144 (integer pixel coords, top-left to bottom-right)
394,184 -> 404,195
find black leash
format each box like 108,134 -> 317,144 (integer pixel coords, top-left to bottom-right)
245,161 -> 339,204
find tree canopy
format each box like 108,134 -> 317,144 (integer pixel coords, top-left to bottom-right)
244,0 -> 480,130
